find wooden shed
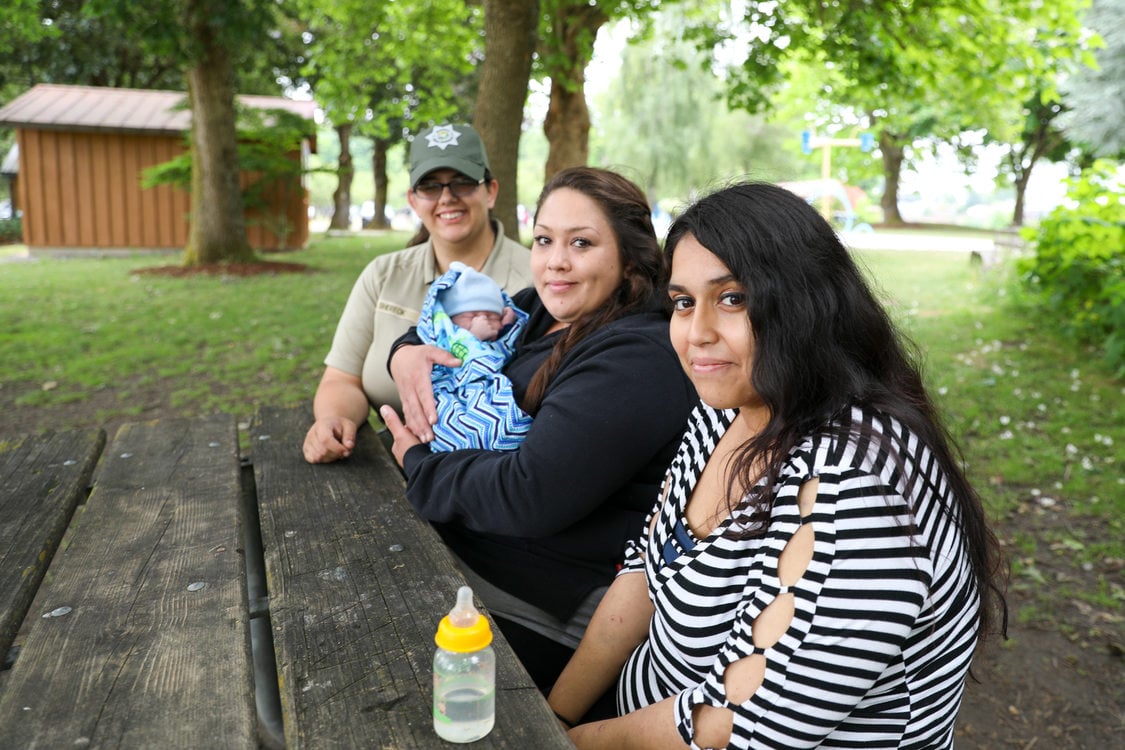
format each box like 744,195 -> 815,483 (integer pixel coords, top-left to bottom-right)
0,83 -> 317,255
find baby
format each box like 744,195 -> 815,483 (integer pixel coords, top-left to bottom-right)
440,267 -> 518,345
416,262 -> 532,452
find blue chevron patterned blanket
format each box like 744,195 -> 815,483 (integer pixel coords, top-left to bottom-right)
418,266 -> 533,452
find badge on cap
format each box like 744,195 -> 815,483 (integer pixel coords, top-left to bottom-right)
426,125 -> 462,151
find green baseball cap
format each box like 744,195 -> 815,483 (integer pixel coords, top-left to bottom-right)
409,123 -> 491,186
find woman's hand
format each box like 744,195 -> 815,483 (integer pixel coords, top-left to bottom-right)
379,405 -> 422,468
304,367 -> 370,464
389,344 -> 461,441
303,416 -> 358,463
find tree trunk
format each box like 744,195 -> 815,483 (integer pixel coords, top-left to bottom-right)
370,137 -> 390,230
1012,169 -> 1030,227
183,4 -> 253,265
1010,114 -> 1062,227
544,82 -> 590,180
474,0 -> 539,240
878,130 -> 905,227
330,122 -> 353,231
543,5 -> 607,180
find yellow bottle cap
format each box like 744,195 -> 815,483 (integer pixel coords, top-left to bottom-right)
434,586 -> 493,653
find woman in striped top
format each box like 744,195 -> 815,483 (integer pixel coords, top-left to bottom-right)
547,182 -> 1006,748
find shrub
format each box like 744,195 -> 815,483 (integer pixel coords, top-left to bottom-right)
1018,161 -> 1125,375
0,216 -> 21,243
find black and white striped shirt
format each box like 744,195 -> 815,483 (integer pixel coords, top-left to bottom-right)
618,403 -> 980,749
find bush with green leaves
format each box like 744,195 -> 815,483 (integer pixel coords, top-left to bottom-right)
0,216 -> 21,243
1018,160 -> 1125,375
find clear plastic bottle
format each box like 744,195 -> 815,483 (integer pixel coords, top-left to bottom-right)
433,586 -> 495,743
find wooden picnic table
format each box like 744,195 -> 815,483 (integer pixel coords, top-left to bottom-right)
0,407 -> 574,749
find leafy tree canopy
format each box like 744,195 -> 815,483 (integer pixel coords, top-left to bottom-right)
296,0 -> 480,141
684,0 -> 1094,135
1059,0 -> 1125,156
0,0 -> 299,98
80,0 -> 295,94
593,10 -> 807,204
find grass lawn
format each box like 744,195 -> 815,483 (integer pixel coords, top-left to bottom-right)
0,232 -> 406,427
859,248 -> 1123,618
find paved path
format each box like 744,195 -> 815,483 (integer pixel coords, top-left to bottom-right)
840,230 -> 996,254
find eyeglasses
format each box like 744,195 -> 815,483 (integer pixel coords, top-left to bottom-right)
412,178 -> 485,201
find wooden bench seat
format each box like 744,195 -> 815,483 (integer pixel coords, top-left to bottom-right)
1,409 -> 573,748
0,416 -> 256,747
251,406 -> 572,748
0,429 -> 104,665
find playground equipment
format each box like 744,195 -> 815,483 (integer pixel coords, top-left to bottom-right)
800,131 -> 875,224
778,179 -> 873,233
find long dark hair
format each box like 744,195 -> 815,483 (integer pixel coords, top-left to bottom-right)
664,181 -> 1006,643
523,167 -> 663,413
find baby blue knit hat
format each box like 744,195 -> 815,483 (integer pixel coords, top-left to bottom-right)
440,262 -> 504,316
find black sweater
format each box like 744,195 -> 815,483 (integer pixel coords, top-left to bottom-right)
400,288 -> 695,619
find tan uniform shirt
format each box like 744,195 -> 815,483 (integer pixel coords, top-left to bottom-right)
324,222 -> 533,413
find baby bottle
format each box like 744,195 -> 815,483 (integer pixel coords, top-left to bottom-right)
433,585 -> 495,743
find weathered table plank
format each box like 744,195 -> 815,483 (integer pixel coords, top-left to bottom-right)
0,429 -> 105,662
252,406 -> 573,749
0,415 -> 256,748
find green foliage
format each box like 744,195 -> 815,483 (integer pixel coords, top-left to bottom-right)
141,156 -> 191,192
1017,161 -> 1125,374
688,0 -> 1014,114
0,0 -> 302,102
969,3 -> 1099,223
28,1 -> 182,89
536,0 -> 608,91
141,105 -> 314,246
681,0 -> 1096,224
85,0 -> 259,66
238,107 -> 315,246
298,0 -> 479,137
592,10 -> 807,204
0,1 -> 59,93
1060,0 -> 1125,157
0,216 -> 21,242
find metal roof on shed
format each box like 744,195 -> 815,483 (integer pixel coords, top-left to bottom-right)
0,83 -> 317,136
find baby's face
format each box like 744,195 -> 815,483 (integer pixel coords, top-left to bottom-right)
451,310 -> 503,340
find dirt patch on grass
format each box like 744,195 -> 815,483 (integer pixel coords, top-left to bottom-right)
958,622 -> 1124,748
955,502 -> 1125,748
0,376 -> 245,445
130,260 -> 311,278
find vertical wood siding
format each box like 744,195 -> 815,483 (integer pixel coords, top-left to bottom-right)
16,128 -> 307,252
